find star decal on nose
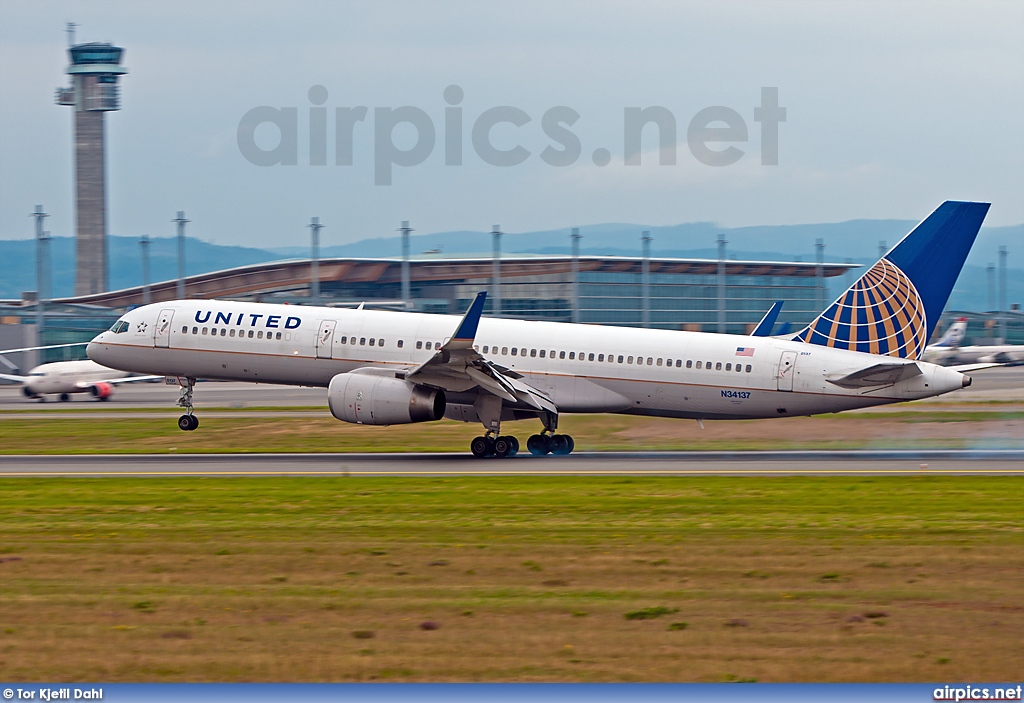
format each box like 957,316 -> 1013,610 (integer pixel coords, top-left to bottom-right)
136,321 -> 148,333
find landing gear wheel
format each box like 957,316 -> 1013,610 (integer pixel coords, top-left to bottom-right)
493,436 -> 513,458
550,434 -> 574,455
508,436 -> 520,457
177,414 -> 198,432
470,436 -> 494,458
527,434 -> 552,456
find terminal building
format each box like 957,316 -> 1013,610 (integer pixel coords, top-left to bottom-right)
4,252 -> 852,369
3,253 -> 1020,373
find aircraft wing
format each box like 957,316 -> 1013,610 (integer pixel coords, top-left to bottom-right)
403,292 -> 557,414
0,342 -> 89,355
751,301 -> 784,337
72,375 -> 164,390
826,361 -> 922,388
949,362 -> 1003,373
0,373 -> 29,384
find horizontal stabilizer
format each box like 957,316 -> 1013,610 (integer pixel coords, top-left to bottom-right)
826,362 -> 922,388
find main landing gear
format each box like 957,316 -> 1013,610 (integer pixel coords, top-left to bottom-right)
468,411 -> 574,458
176,377 -> 200,432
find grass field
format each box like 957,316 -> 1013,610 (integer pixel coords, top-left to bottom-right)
0,476 -> 1020,682
2,410 -> 1023,453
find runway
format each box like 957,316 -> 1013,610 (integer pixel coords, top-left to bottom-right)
3,450 -> 1022,476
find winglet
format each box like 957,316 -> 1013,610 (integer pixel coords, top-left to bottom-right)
444,291 -> 487,350
751,301 -> 784,337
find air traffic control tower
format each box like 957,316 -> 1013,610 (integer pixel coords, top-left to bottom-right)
55,26 -> 128,296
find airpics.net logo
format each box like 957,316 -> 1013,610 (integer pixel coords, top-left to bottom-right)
236,85 -> 786,185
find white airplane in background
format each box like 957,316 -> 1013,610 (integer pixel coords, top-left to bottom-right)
0,344 -> 160,401
922,317 -> 1024,366
88,201 -> 992,457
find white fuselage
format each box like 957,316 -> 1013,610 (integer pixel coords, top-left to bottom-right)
86,300 -> 970,420
22,360 -> 130,397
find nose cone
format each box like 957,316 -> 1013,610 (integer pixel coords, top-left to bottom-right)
86,335 -> 108,365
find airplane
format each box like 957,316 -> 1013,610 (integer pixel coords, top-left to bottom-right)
87,201 -> 990,457
922,317 -> 1024,366
0,345 -> 161,401
921,317 -> 969,364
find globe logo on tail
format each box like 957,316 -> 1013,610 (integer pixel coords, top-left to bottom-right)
794,258 -> 927,359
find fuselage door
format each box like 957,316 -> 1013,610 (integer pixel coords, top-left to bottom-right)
316,320 -> 337,359
154,309 -> 175,348
777,350 -> 797,391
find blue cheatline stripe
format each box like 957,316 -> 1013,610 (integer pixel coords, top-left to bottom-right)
0,683 -> 1018,702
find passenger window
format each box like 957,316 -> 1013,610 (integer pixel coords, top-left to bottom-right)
627,356 -> 634,364
559,351 -> 566,359
696,361 -> 702,369
530,349 -> 537,357
568,352 -> 575,360
257,331 -> 263,339
736,365 -> 742,372
598,354 -> 604,362
656,358 -> 663,366
539,350 -> 546,358
248,330 -> 254,338
369,338 -> 375,346
193,327 -> 198,335
715,362 -> 722,370
482,345 -> 489,353
416,341 -> 423,349
379,339 -> 384,347
521,348 -> 527,356
360,337 -> 367,345
511,348 -> 518,356
686,360 -> 692,368
618,355 -> 624,363
276,332 -> 282,340
706,361 -> 712,369
726,363 -> 732,371
350,337 -> 356,344
550,350 -> 556,358
647,357 -> 653,365
341,336 -> 347,344
221,329 -> 227,336
398,340 -> 404,349
676,360 -> 682,368
230,329 -> 236,337
588,353 -> 595,361
181,326 -> 188,334
502,347 -> 508,355
746,364 -> 752,373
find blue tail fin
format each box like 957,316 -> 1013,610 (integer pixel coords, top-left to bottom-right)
793,201 -> 989,359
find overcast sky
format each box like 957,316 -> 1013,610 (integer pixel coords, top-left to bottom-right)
1,0 -> 1022,250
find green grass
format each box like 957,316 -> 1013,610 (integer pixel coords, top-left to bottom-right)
0,476 -> 1020,681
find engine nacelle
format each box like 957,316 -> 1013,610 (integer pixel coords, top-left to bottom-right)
328,372 -> 445,425
90,382 -> 113,399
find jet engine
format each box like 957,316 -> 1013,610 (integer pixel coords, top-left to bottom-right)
90,382 -> 113,400
328,372 -> 445,425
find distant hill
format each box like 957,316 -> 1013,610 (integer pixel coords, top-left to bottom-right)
1,220 -> 1020,312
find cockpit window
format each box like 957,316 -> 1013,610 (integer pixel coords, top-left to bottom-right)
109,320 -> 130,333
